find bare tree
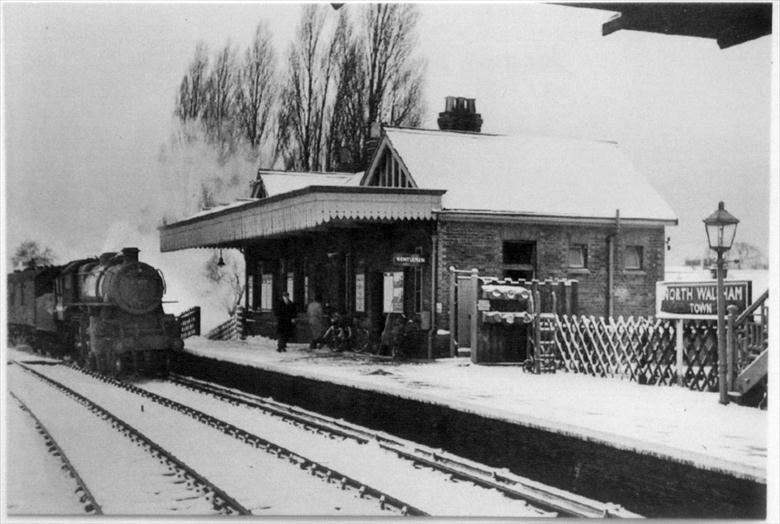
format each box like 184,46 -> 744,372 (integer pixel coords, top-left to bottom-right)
174,42 -> 210,124
204,251 -> 245,316
235,22 -> 277,155
203,42 -> 239,158
12,241 -> 55,270
276,5 -> 341,171
730,242 -> 767,269
326,4 -> 425,169
361,4 -> 425,131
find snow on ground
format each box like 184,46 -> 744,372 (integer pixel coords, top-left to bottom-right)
5,397 -> 87,516
183,336 -> 767,481
135,380 -> 553,517
8,364 -> 218,515
9,362 -> 393,517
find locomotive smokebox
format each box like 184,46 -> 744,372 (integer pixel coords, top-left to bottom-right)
121,247 -> 140,263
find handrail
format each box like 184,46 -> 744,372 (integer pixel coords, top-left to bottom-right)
736,289 -> 768,324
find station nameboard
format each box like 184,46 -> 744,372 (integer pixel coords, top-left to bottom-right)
656,280 -> 752,319
393,253 -> 426,266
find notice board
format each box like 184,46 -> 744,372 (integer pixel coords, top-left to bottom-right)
383,271 -> 404,313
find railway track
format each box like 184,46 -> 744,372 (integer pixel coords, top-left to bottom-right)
164,373 -> 642,519
15,360 -> 420,516
8,391 -> 102,515
11,361 -> 251,515
13,357 -> 639,517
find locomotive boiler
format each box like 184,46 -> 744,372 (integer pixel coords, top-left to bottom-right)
7,247 -> 183,375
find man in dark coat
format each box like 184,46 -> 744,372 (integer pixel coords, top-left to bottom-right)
274,291 -> 296,352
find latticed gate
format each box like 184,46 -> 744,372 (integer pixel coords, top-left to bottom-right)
553,315 -> 720,391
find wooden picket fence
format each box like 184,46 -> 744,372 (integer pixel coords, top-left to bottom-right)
552,315 -> 719,391
206,307 -> 245,341
177,306 -> 201,339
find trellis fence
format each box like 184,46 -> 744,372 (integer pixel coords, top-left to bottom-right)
553,315 -> 720,391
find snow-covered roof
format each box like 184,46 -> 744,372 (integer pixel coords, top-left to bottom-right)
187,198 -> 259,220
380,127 -> 677,222
253,170 -> 363,198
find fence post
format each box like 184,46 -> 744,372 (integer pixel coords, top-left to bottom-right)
533,286 -> 541,374
470,268 -> 479,363
726,305 -> 738,393
449,267 -> 457,357
676,318 -> 685,387
194,306 -> 201,336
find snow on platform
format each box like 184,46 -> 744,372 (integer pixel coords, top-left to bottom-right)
182,336 -> 767,483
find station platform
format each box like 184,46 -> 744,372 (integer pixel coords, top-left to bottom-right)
179,336 -> 769,517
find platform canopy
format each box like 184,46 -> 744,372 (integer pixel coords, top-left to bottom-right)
159,185 -> 444,252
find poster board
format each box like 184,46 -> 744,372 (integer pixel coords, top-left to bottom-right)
383,271 -> 404,313
355,272 -> 366,313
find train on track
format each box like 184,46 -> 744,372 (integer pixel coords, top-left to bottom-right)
7,247 -> 183,375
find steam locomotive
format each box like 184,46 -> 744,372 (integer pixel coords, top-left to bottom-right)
7,247 -> 183,375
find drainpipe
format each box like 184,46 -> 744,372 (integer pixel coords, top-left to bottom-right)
607,209 -> 621,318
428,229 -> 438,360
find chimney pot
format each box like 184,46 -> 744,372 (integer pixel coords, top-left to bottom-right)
437,96 -> 483,133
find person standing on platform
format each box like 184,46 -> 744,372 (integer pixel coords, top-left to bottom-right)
307,295 -> 324,349
274,291 -> 296,352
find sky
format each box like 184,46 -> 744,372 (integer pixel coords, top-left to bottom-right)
1,2 -> 776,295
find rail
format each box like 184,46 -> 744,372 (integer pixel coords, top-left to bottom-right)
167,373 -> 641,518
14,361 -> 251,515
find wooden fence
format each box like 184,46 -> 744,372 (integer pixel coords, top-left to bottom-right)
177,306 -> 201,339
552,315 -> 720,391
206,307 -> 245,341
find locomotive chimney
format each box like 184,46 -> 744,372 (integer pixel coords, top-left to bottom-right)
121,247 -> 140,263
99,252 -> 116,265
437,96 -> 483,132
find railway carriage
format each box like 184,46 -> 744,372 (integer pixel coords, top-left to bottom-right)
7,247 -> 183,375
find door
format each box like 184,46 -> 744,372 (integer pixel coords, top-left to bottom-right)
456,275 -> 474,349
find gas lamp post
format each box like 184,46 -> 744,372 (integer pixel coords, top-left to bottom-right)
703,201 -> 739,405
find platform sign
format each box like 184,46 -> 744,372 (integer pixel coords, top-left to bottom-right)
383,271 -> 404,313
656,280 -> 751,319
393,253 -> 426,266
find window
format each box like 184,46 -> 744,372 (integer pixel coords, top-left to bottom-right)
567,244 -> 587,268
625,245 -> 644,270
260,273 -> 273,310
503,241 -> 536,280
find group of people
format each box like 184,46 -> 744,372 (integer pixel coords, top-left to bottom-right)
273,292 -> 328,352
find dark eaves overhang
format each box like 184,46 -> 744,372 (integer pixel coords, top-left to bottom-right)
566,2 -> 772,49
159,186 -> 445,252
435,209 -> 678,228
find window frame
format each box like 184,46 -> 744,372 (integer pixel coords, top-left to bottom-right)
567,243 -> 588,269
625,245 -> 644,270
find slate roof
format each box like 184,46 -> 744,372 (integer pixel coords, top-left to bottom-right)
381,127 -> 677,223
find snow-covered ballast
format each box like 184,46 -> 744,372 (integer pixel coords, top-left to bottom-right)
159,185 -> 445,252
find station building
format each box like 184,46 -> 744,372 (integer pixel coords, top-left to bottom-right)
159,98 -> 677,356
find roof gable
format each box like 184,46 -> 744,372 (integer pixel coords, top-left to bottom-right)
361,140 -> 416,188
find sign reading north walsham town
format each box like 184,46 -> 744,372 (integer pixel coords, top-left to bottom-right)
656,280 -> 752,319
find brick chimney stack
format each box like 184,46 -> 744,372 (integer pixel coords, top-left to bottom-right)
437,96 -> 483,132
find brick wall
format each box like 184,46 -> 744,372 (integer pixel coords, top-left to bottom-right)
436,218 -> 666,327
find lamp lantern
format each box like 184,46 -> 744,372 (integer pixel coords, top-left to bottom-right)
704,201 -> 739,254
